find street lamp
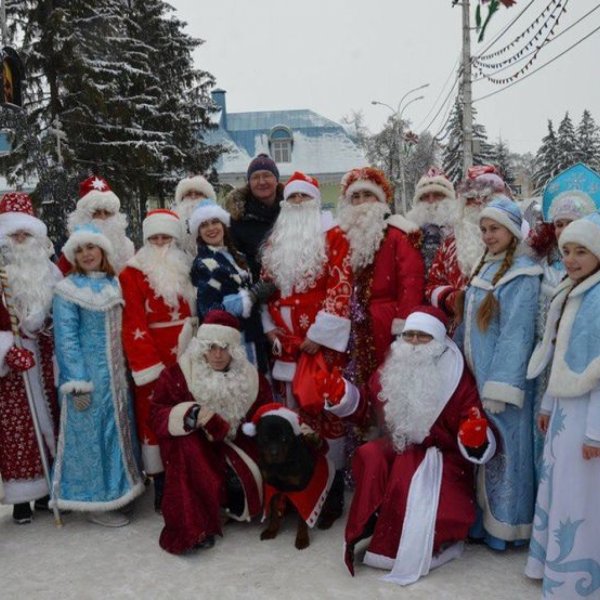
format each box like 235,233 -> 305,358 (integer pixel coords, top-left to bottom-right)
372,84 -> 429,213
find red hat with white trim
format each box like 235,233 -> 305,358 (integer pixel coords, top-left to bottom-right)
284,172 -> 320,202
404,305 -> 449,343
0,192 -> 47,239
242,403 -> 302,437
197,309 -> 242,348
77,175 -> 121,215
341,167 -> 394,204
143,209 -> 182,242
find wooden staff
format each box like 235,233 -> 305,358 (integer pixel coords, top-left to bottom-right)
0,260 -> 62,527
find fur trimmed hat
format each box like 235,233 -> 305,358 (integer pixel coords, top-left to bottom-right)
242,402 -> 302,437
404,305 -> 448,343
143,209 -> 182,243
560,212 -> 600,260
341,167 -> 394,204
77,176 -> 121,215
188,199 -> 230,238
283,171 -> 320,202
62,223 -> 115,266
174,175 -> 216,205
0,192 -> 47,239
480,195 -> 523,240
197,309 -> 241,348
413,167 -> 455,204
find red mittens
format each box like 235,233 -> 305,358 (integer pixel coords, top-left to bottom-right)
315,367 -> 345,406
6,346 -> 35,372
458,407 -> 488,448
203,413 -> 231,442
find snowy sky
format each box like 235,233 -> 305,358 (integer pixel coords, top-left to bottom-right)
169,0 -> 600,155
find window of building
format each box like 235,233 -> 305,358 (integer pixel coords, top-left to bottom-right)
269,126 -> 293,163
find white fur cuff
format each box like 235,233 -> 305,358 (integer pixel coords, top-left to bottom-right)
272,360 -> 296,382
482,381 -> 524,408
458,427 -> 496,465
307,311 -> 351,352
167,401 -> 198,436
240,289 -> 253,319
325,380 -> 360,418
0,331 -> 14,377
59,380 -> 94,396
431,286 -> 453,309
132,362 -> 165,387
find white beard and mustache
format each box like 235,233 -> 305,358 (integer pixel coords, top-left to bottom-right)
454,204 -> 485,276
261,199 -> 326,298
380,338 -> 447,453
172,198 -> 203,256
406,197 -> 457,228
186,341 -> 258,439
132,243 -> 194,309
337,201 -> 389,271
1,236 -> 61,334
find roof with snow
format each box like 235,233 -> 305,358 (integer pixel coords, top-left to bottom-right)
206,92 -> 366,179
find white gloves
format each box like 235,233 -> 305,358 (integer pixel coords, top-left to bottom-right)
72,392 -> 92,411
483,399 -> 506,414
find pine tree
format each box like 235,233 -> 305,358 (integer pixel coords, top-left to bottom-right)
490,138 -> 515,189
405,131 -> 438,209
532,120 -> 560,193
575,109 -> 600,169
556,112 -> 577,172
441,98 -> 493,185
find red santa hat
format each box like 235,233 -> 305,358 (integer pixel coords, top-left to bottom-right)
242,403 -> 302,437
340,167 -> 394,204
197,309 -> 242,348
77,176 -> 121,215
403,305 -> 448,343
174,175 -> 216,205
461,165 -> 507,197
142,209 -> 183,243
413,167 -> 455,203
284,171 -> 321,202
0,192 -> 47,239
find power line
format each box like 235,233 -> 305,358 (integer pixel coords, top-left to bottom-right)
421,67 -> 462,135
473,22 -> 600,103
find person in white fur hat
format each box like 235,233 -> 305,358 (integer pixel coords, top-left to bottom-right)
119,209 -> 195,511
0,192 -> 62,524
58,175 -> 135,274
406,166 -> 457,272
149,309 -> 273,554
171,174 -> 216,256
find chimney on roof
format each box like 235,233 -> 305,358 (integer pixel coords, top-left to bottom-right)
211,88 -> 227,130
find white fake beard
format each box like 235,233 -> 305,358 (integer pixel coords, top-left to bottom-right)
2,236 -> 59,332
172,198 -> 202,255
261,199 -> 326,298
406,197 -> 457,228
454,204 -> 485,276
188,342 -> 256,438
133,243 -> 193,309
337,201 -> 388,271
380,338 -> 446,453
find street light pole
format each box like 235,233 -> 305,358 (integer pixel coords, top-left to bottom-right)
398,95 -> 424,214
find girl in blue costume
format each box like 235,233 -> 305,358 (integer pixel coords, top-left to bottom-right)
525,213 -> 600,598
51,224 -> 143,527
461,196 -> 542,550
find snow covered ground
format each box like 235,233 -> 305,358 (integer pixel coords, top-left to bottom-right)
1,490 -> 541,599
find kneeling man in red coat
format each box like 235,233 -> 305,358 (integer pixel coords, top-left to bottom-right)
324,306 -> 496,585
150,310 -> 272,554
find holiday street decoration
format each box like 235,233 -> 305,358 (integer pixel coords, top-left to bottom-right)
453,0 -> 517,43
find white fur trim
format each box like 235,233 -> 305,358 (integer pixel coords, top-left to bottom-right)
143,212 -> 182,242
188,203 -> 230,237
306,311 -> 351,352
54,277 -> 123,312
261,306 -> 276,334
52,481 -> 145,512
480,205 -> 522,240
177,317 -> 198,358
344,180 -> 386,203
458,427 -> 496,465
239,289 -> 253,319
403,313 -> 446,342
224,439 -> 263,522
167,401 -> 198,436
431,286 -> 453,308
272,359 -> 296,382
76,190 -> 120,214
0,212 -> 47,239
549,190 -> 596,223
2,477 -> 48,504
175,176 -> 215,204
59,380 -> 94,395
469,264 -> 543,292
246,407 -> 302,437
325,379 -> 360,418
560,218 -> 600,260
0,330 -> 14,377
413,176 -> 456,203
284,179 -> 320,202
482,381 -> 524,408
61,230 -> 115,267
141,444 -> 163,475
197,323 -> 241,347
386,213 -> 420,234
132,362 -> 165,386
391,318 -> 405,336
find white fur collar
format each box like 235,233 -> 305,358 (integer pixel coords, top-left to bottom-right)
54,275 -> 123,311
386,213 -> 420,234
470,262 -> 542,292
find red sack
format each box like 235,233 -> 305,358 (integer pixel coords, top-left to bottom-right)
292,351 -> 329,416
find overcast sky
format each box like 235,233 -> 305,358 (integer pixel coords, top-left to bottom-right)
169,0 -> 600,155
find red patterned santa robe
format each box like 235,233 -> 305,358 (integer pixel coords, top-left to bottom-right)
119,264 -> 193,474
0,302 -> 58,504
263,224 -> 352,442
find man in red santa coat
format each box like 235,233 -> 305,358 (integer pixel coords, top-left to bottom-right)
119,209 -> 195,511
0,193 -> 62,524
261,171 -> 352,528
426,165 -> 510,322
337,167 -> 425,385
149,310 -> 272,555
324,306 -> 496,585
58,175 -> 135,274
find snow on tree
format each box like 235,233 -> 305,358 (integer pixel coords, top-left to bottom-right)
441,98 -> 493,185
575,109 -> 600,169
404,131 -> 438,209
556,111 -> 577,172
490,138 -> 515,189
532,120 -> 560,193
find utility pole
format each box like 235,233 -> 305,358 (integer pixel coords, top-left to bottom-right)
461,0 -> 474,175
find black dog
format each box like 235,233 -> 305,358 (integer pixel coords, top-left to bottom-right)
254,414 -> 320,549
